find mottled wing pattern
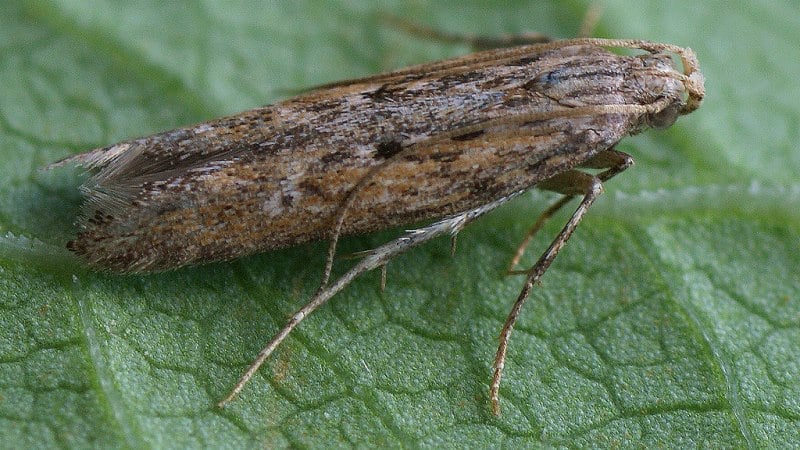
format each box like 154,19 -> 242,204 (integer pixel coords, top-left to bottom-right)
66,43 -> 685,272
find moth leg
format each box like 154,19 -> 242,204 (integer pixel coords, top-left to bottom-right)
582,148 -> 635,182
319,160 -> 398,290
385,3 -> 601,51
576,3 -> 604,39
383,16 -> 551,51
506,195 -> 574,275
217,193 -> 521,408
490,149 -> 632,416
507,148 -> 633,273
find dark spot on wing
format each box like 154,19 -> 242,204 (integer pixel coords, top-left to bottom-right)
282,193 -> 294,207
451,130 -> 485,141
375,140 -> 403,159
321,151 -> 348,165
365,84 -> 404,102
437,70 -> 485,88
506,54 -> 545,67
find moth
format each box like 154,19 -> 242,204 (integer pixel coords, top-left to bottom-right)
54,37 -> 704,415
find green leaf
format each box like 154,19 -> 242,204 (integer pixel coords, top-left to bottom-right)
2,0 -> 798,447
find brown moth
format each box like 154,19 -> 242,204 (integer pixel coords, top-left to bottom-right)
54,38 -> 704,414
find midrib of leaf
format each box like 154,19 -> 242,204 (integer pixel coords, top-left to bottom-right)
644,236 -> 756,446
73,290 -> 143,449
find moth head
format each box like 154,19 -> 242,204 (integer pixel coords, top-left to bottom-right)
638,45 -> 705,128
647,44 -> 705,115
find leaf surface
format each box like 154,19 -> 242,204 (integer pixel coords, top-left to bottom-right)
1,0 -> 798,447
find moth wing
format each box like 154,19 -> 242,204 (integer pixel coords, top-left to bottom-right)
311,43 -> 589,90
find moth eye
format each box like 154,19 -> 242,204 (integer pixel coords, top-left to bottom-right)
647,103 -> 681,129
